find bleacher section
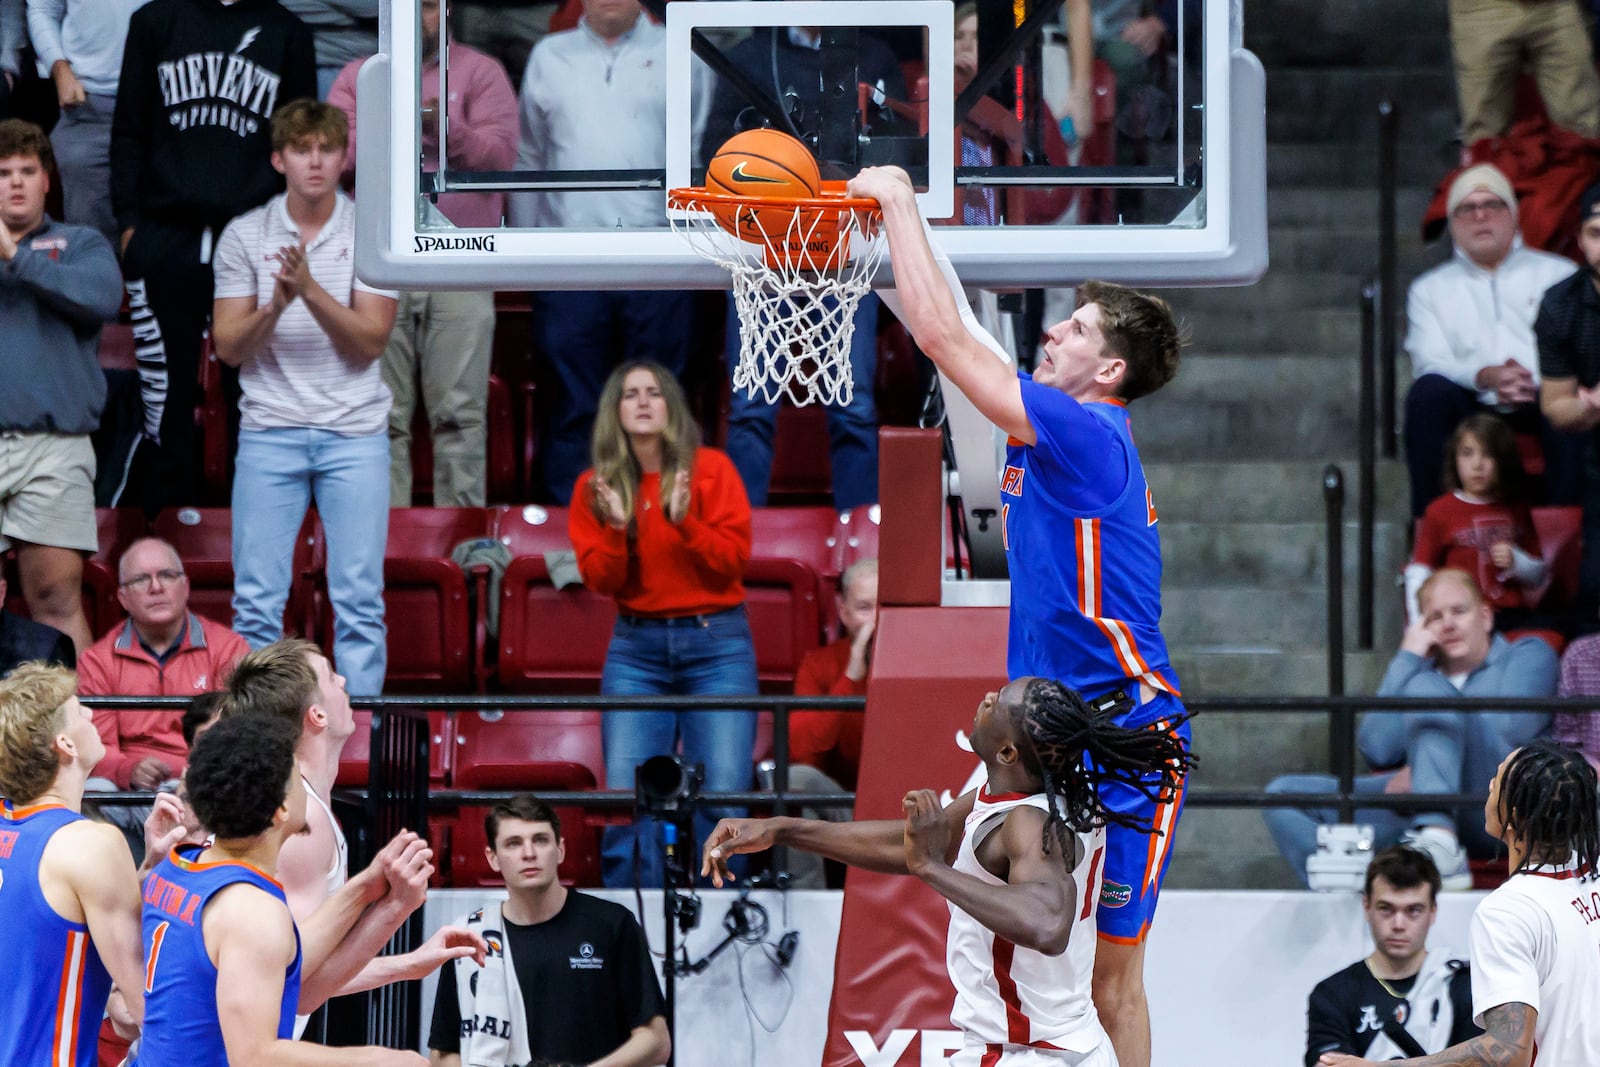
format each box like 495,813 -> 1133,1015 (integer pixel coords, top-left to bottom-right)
5,503 -> 879,888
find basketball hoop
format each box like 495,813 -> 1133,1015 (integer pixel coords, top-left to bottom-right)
667,182 -> 886,407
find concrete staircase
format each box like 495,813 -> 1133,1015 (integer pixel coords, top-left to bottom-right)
1141,0 -> 1459,887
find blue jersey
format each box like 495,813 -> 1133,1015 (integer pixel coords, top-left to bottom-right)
134,845 -> 302,1066
1002,378 -> 1179,715
0,800 -> 114,1067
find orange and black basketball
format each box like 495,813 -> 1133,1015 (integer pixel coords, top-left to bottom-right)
705,128 -> 822,243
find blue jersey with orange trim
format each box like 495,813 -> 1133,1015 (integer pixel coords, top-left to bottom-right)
1002,378 -> 1179,715
134,844 -> 302,1066
0,800 -> 114,1067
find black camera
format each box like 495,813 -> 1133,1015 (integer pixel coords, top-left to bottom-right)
635,754 -> 704,820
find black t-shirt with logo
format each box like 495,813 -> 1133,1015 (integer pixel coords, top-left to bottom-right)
429,892 -> 665,1064
1304,959 -> 1478,1067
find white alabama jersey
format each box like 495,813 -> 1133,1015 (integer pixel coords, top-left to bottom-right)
947,786 -> 1110,1054
1469,858 -> 1600,1062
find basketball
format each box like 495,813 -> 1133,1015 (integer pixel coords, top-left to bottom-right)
705,128 -> 822,246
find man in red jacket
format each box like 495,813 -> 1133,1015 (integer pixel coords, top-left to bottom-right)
773,558 -> 877,888
81,537 -> 248,847
789,558 -> 878,792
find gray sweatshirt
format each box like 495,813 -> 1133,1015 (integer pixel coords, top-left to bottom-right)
278,0 -> 375,71
27,0 -> 151,97
0,217 -> 123,434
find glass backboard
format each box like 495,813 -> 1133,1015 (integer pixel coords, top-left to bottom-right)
353,0 -> 1265,291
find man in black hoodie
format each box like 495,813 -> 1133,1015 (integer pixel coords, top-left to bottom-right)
111,0 -> 315,507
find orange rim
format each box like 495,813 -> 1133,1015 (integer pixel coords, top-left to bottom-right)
668,183 -> 881,216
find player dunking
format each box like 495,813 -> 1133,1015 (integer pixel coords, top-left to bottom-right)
1323,739 -> 1600,1067
702,677 -> 1193,1067
0,663 -> 152,1067
847,165 -> 1187,1067
133,714 -> 430,1067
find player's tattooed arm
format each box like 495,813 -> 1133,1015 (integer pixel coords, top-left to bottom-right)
1318,1001 -> 1535,1067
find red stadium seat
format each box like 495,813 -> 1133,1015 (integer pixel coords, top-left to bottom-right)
449,705 -> 604,888
3,509 -> 151,639
745,509 -> 833,687
335,709 -> 455,787
453,709 -> 604,790
152,507 -> 320,636
1531,506 -> 1583,611
196,334 -> 232,503
345,507 -> 493,692
97,323 -> 137,372
767,404 -> 834,505
494,505 -> 618,691
833,505 -> 881,577
84,509 -> 155,637
448,803 -> 603,888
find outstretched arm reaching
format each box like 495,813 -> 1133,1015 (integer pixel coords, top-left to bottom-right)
701,789 -> 978,887
847,166 -> 1035,444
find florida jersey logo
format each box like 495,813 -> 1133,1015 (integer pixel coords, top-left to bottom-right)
1001,465 -> 1025,496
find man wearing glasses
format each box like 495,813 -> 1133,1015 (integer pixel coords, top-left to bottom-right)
1402,162 -> 1581,519
79,536 -> 248,856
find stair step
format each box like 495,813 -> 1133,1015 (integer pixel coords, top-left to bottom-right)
1270,142 -> 1456,189
1266,225 -> 1445,276
1267,187 -> 1437,229
1166,306 -> 1362,354
1158,271 -> 1374,311
1267,69 -> 1459,142
1162,586 -> 1404,651
1245,0 -> 1448,44
1146,460 -> 1409,523
1170,650 -> 1394,699
1161,520 -> 1408,588
1165,810 -> 1301,889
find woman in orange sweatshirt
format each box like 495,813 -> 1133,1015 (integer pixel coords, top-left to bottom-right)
569,361 -> 758,887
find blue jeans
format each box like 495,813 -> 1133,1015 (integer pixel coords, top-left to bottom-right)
232,428 -> 390,695
724,292 -> 879,509
1263,706 -> 1549,886
600,605 -> 759,887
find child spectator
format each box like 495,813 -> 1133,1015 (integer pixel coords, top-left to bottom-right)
568,361 -> 757,889
1405,413 -> 1545,630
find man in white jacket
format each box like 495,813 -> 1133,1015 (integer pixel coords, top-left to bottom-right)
1403,163 -> 1579,517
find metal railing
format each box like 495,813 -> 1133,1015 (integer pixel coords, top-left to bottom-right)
1352,99 -> 1401,652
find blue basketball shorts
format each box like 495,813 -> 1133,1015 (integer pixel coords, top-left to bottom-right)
1090,696 -> 1190,944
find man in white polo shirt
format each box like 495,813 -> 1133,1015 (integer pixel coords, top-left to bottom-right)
211,99 -> 398,697
1322,739 -> 1600,1067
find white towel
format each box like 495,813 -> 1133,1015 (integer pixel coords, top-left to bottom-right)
454,904 -> 532,1067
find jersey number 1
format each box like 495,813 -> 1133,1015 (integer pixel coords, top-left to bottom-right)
144,921 -> 170,993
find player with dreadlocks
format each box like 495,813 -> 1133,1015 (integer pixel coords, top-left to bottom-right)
702,676 -> 1193,1067
1323,738 -> 1600,1067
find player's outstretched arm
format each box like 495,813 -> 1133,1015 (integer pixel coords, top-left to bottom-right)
702,790 -> 977,887
1317,1002 -> 1535,1067
58,820 -> 148,1026
902,791 -> 1075,956
847,166 -> 1034,444
209,883 -> 427,1067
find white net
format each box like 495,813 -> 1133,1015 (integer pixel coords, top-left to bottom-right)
667,191 -> 887,406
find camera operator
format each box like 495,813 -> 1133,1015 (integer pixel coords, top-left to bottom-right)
429,794 -> 670,1067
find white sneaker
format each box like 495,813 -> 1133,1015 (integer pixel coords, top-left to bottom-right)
1401,826 -> 1473,890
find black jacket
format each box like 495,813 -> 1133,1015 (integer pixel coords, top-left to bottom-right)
111,0 -> 317,234
0,610 -> 76,676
